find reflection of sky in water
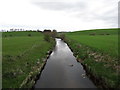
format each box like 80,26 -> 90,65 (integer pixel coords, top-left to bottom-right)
35,38 -> 96,88
53,39 -> 72,58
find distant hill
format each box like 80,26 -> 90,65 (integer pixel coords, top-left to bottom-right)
66,28 -> 118,35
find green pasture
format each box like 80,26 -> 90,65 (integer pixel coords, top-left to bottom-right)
66,28 -> 118,58
64,28 -> 119,88
2,31 -> 54,88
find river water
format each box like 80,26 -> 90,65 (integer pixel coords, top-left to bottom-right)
34,38 -> 96,88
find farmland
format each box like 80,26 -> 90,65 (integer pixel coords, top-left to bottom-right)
66,29 -> 118,58
2,28 -> 119,88
63,28 -> 119,88
2,31 -> 55,88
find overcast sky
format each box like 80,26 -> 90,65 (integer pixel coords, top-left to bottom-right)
0,0 -> 119,31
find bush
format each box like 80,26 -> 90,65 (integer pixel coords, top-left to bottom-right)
44,34 -> 51,42
10,35 -> 12,37
28,34 -> 32,37
60,34 -> 66,40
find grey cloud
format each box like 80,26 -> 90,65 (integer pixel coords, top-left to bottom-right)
97,9 -> 117,26
73,2 -> 117,27
93,8 -> 117,23
32,0 -> 118,28
32,1 -> 87,12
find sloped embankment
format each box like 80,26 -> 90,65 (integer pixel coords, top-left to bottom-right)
60,28 -> 119,88
63,38 -> 119,88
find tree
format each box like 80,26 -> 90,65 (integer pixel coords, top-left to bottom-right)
51,29 -> 57,38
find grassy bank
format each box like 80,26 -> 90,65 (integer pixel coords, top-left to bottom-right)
2,31 -> 55,88
63,28 -> 119,88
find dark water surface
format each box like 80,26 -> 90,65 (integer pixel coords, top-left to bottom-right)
34,39 -> 96,88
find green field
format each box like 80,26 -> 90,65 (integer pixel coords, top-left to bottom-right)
66,28 -> 118,58
2,31 -> 55,88
64,28 -> 119,88
2,29 -> 119,88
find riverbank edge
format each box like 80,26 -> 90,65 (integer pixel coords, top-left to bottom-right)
19,40 -> 56,88
61,38 -> 119,89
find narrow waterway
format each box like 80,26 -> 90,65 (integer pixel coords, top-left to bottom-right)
34,39 -> 96,88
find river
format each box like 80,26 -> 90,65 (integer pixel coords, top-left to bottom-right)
34,38 -> 96,88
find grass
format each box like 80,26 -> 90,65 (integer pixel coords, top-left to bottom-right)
66,28 -> 118,58
2,31 -> 55,88
63,28 -> 119,88
3,36 -> 43,55
67,28 -> 118,35
2,31 -> 42,37
66,35 -> 118,58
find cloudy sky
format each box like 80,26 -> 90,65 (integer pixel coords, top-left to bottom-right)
0,0 -> 119,31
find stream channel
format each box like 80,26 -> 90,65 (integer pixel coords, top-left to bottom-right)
34,38 -> 96,88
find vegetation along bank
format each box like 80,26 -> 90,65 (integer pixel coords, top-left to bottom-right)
60,28 -> 119,88
2,31 -> 55,88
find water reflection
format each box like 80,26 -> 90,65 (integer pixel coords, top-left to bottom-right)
34,38 -> 96,88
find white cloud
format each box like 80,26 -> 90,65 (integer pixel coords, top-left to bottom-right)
0,0 -> 118,31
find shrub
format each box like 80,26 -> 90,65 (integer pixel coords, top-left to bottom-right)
28,34 -> 32,37
60,34 -> 66,40
10,35 -> 12,37
44,34 -> 51,42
